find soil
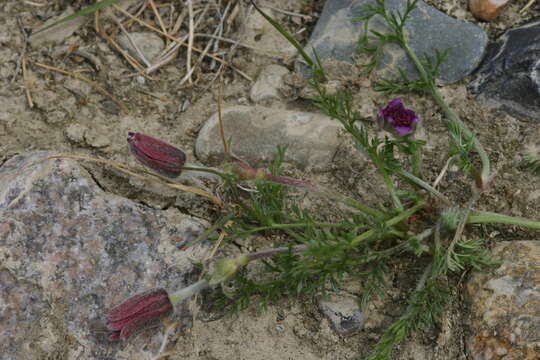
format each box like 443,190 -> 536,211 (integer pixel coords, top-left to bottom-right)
1,0 -> 539,359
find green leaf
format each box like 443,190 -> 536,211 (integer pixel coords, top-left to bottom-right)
33,0 -> 120,35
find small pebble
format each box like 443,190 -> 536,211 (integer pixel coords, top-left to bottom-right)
469,0 -> 511,21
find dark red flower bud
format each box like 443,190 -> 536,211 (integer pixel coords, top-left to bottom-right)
106,288 -> 173,341
127,132 -> 186,178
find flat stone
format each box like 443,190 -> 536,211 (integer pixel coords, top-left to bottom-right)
465,241 -> 540,360
0,152 -> 208,359
117,32 -> 165,63
469,19 -> 540,123
195,106 -> 341,170
299,0 -> 488,84
318,294 -> 364,335
250,64 -> 289,103
29,6 -> 87,46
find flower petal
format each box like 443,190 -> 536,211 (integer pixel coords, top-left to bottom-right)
394,125 -> 413,135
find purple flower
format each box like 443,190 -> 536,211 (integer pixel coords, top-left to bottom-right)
378,98 -> 420,136
127,132 -> 186,178
106,288 -> 173,341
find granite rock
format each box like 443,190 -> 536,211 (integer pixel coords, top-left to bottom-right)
299,0 -> 488,84
0,152 -> 208,359
195,106 -> 341,170
469,19 -> 540,122
465,241 -> 540,360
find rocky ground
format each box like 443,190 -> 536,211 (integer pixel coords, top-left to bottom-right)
1,0 -> 539,359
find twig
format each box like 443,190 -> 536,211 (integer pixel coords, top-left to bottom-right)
217,80 -> 230,159
119,0 -> 148,27
179,33 -> 214,85
169,7 -> 188,36
260,4 -> 313,19
30,61 -> 129,113
97,28 -> 156,80
70,50 -> 102,72
210,1 -> 232,69
113,15 -> 152,68
11,16 -> 28,84
112,4 -> 252,81
150,321 -> 178,360
520,0 -> 536,13
145,41 -> 184,74
94,3 -> 101,34
147,6 -> 205,74
149,0 -> 169,38
42,154 -> 223,206
167,4 -> 175,34
186,0 -> 195,84
179,3 -> 220,85
432,156 -> 453,189
22,56 -> 34,108
194,33 -> 266,53
23,0 -> 47,6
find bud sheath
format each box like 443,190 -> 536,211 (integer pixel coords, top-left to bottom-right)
127,132 -> 186,178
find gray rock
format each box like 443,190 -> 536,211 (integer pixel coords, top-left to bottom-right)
465,241 -> 540,360
469,19 -> 540,122
250,65 -> 289,103
195,106 -> 341,170
117,32 -> 165,64
29,6 -> 87,46
318,294 -> 364,335
0,152 -> 208,359
299,0 -> 488,83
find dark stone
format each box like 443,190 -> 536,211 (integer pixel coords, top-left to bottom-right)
318,294 -> 364,335
469,19 -> 540,122
298,0 -> 488,84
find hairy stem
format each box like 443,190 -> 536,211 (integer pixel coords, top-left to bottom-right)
401,33 -> 491,189
397,169 -> 451,205
468,211 -> 540,230
246,244 -> 308,261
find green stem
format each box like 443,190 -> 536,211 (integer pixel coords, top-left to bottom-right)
402,41 -> 432,87
397,169 -> 451,205
431,90 -> 490,187
236,222 -> 368,236
168,279 -> 209,307
411,146 -> 422,178
468,211 -> 540,230
351,201 -> 425,246
375,157 -> 403,211
246,244 -> 307,262
316,188 -> 387,220
402,38 -> 491,189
